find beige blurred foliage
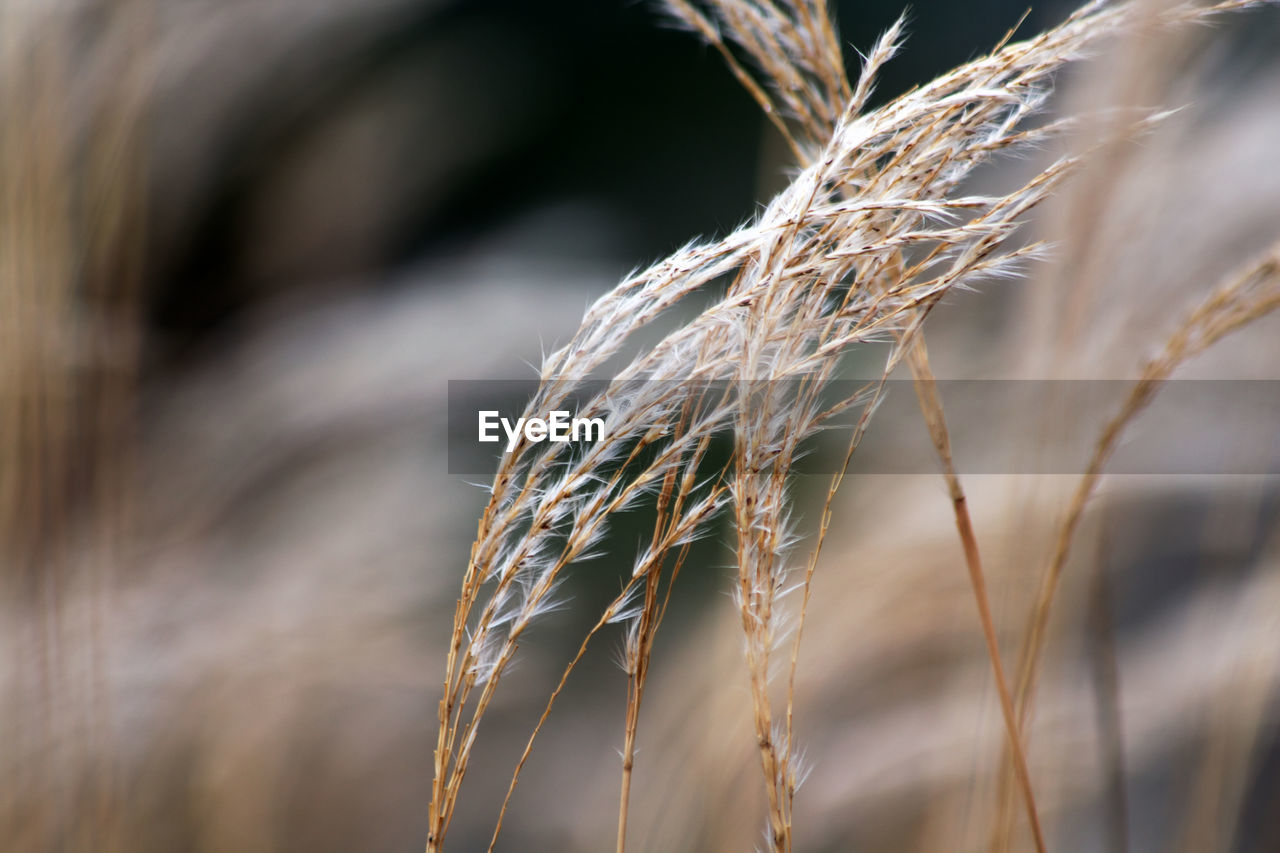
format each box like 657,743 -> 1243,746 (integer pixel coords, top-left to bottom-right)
0,1 -> 601,850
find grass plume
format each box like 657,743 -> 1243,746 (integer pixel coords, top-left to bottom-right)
425,2 -> 1280,850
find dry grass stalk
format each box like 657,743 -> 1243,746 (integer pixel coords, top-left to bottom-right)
426,1 -> 1278,850
990,238 -> 1280,853
614,393 -> 722,852
1014,238 -> 1280,714
905,335 -> 1048,853
991,240 -> 1280,845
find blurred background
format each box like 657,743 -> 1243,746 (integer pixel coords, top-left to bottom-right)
2,0 -> 1280,850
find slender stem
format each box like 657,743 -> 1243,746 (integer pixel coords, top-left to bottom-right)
906,336 -> 1047,853
617,723 -> 636,853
